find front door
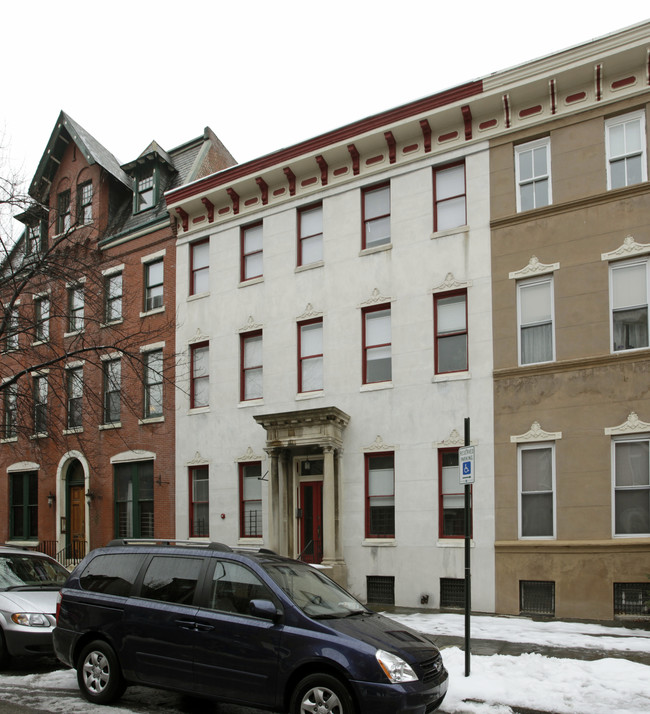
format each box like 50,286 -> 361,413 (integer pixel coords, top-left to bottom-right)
299,481 -> 323,563
69,484 -> 86,560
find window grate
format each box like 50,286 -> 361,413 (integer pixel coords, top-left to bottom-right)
614,583 -> 650,617
520,580 -> 555,616
366,576 -> 395,605
440,578 -> 465,609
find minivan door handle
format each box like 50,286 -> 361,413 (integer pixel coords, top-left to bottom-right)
194,623 -> 215,632
176,619 -> 197,630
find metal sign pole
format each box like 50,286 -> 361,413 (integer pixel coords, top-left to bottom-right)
463,417 -> 471,677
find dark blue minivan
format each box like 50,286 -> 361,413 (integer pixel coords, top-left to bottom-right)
53,540 -> 448,713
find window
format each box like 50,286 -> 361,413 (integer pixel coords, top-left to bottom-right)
610,260 -> 649,352
614,582 -> 650,617
440,578 -> 466,609
144,259 -> 163,311
362,183 -> 390,249
105,272 -> 123,323
362,305 -> 391,384
241,222 -> 263,281
33,374 -> 47,434
57,190 -> 71,233
606,111 -> 647,190
298,318 -> 323,393
10,471 -> 37,540
208,560 -> 272,614
439,449 -> 471,537
114,460 -> 153,538
144,349 -> 163,418
79,553 -> 147,596
433,162 -> 466,231
68,284 -> 84,333
67,366 -> 83,429
34,296 -> 50,341
141,556 -> 202,605
518,276 -> 554,365
434,291 -> 468,374
103,358 -> 121,424
77,181 -> 93,224
519,444 -> 555,538
189,466 -> 209,537
613,438 -> 650,536
190,342 -> 209,409
3,383 -> 17,439
190,239 -> 210,295
5,308 -> 18,351
135,174 -> 155,212
520,580 -> 555,616
515,138 -> 551,211
27,222 -> 46,254
298,204 -> 323,266
241,331 -> 263,401
240,462 -> 262,538
366,575 -> 395,605
365,452 -> 395,538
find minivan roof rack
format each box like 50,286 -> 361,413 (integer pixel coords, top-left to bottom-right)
106,539 -> 233,551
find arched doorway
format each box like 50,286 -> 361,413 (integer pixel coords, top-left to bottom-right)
66,459 -> 86,560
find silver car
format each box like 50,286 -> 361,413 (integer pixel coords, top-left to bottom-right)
0,546 -> 69,668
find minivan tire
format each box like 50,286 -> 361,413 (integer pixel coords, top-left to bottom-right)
77,640 -> 126,704
0,629 -> 10,670
290,673 -> 356,714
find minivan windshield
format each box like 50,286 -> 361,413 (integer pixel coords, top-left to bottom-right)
0,554 -> 69,591
263,561 -> 368,618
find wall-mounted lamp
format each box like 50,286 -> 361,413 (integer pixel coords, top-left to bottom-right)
85,489 -> 96,505
47,492 -> 56,508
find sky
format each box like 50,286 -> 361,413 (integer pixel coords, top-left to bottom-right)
1,612 -> 649,713
1,1 -> 650,194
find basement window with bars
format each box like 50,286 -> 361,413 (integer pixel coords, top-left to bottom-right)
520,580 -> 555,616
440,578 -> 465,609
366,576 -> 395,605
614,582 -> 650,618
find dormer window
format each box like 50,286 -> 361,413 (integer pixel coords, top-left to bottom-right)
135,174 -> 155,212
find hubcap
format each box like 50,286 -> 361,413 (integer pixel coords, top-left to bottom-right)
82,651 -> 110,693
301,686 -> 342,714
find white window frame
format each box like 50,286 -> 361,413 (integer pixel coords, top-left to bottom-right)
611,435 -> 650,538
515,137 -> 552,212
518,442 -> 556,540
605,110 -> 648,190
609,258 -> 650,353
517,275 -> 555,366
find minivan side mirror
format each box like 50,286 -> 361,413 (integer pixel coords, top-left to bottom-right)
249,598 -> 280,622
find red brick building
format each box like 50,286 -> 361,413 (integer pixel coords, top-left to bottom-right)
0,112 -> 234,561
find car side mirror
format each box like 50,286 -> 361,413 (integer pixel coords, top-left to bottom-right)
249,598 -> 280,622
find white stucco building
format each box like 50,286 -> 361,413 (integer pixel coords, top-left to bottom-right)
167,85 -> 495,611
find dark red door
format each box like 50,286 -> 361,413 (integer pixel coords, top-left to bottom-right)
300,481 -> 323,563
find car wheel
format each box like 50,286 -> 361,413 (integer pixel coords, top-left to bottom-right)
0,628 -> 10,670
76,640 -> 126,704
290,673 -> 356,714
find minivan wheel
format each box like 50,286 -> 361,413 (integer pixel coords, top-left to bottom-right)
77,640 -> 126,704
290,673 -> 356,714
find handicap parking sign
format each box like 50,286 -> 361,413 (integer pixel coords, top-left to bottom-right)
459,445 -> 475,484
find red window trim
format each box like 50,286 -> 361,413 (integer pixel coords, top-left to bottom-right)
239,461 -> 262,538
297,317 -> 323,393
190,238 -> 209,296
361,182 -> 390,250
365,451 -> 395,539
189,465 -> 209,538
434,289 -> 468,375
433,160 -> 466,232
297,202 -> 323,267
190,341 -> 209,409
240,221 -> 263,282
362,303 -> 391,384
240,330 -> 263,401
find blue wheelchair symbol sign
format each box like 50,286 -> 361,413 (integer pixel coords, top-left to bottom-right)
462,462 -> 471,475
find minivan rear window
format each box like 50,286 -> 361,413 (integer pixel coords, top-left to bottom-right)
80,553 -> 147,596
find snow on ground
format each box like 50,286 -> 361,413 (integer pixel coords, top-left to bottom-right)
0,613 -> 648,714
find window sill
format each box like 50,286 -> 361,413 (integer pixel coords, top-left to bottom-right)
239,276 -> 264,288
99,422 -> 121,430
295,260 -> 324,273
6,539 -> 39,547
101,318 -> 124,328
189,406 -> 210,415
433,371 -> 470,383
296,390 -> 324,401
31,339 -> 49,347
63,427 -> 83,435
238,398 -> 264,408
139,416 -> 165,425
437,539 -> 475,548
140,306 -> 165,318
362,538 -> 396,547
1,437 -> 18,444
238,537 -> 264,547
360,381 -> 393,393
188,291 -> 210,302
360,243 -> 392,257
64,329 -> 84,338
431,225 -> 469,240
29,432 -> 48,440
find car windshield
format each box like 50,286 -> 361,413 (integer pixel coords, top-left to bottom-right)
263,561 -> 368,618
0,554 -> 69,591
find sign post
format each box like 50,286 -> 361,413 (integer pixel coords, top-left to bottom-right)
460,418 -> 473,677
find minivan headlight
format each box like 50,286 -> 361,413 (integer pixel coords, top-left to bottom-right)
11,613 -> 50,627
375,649 -> 418,683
